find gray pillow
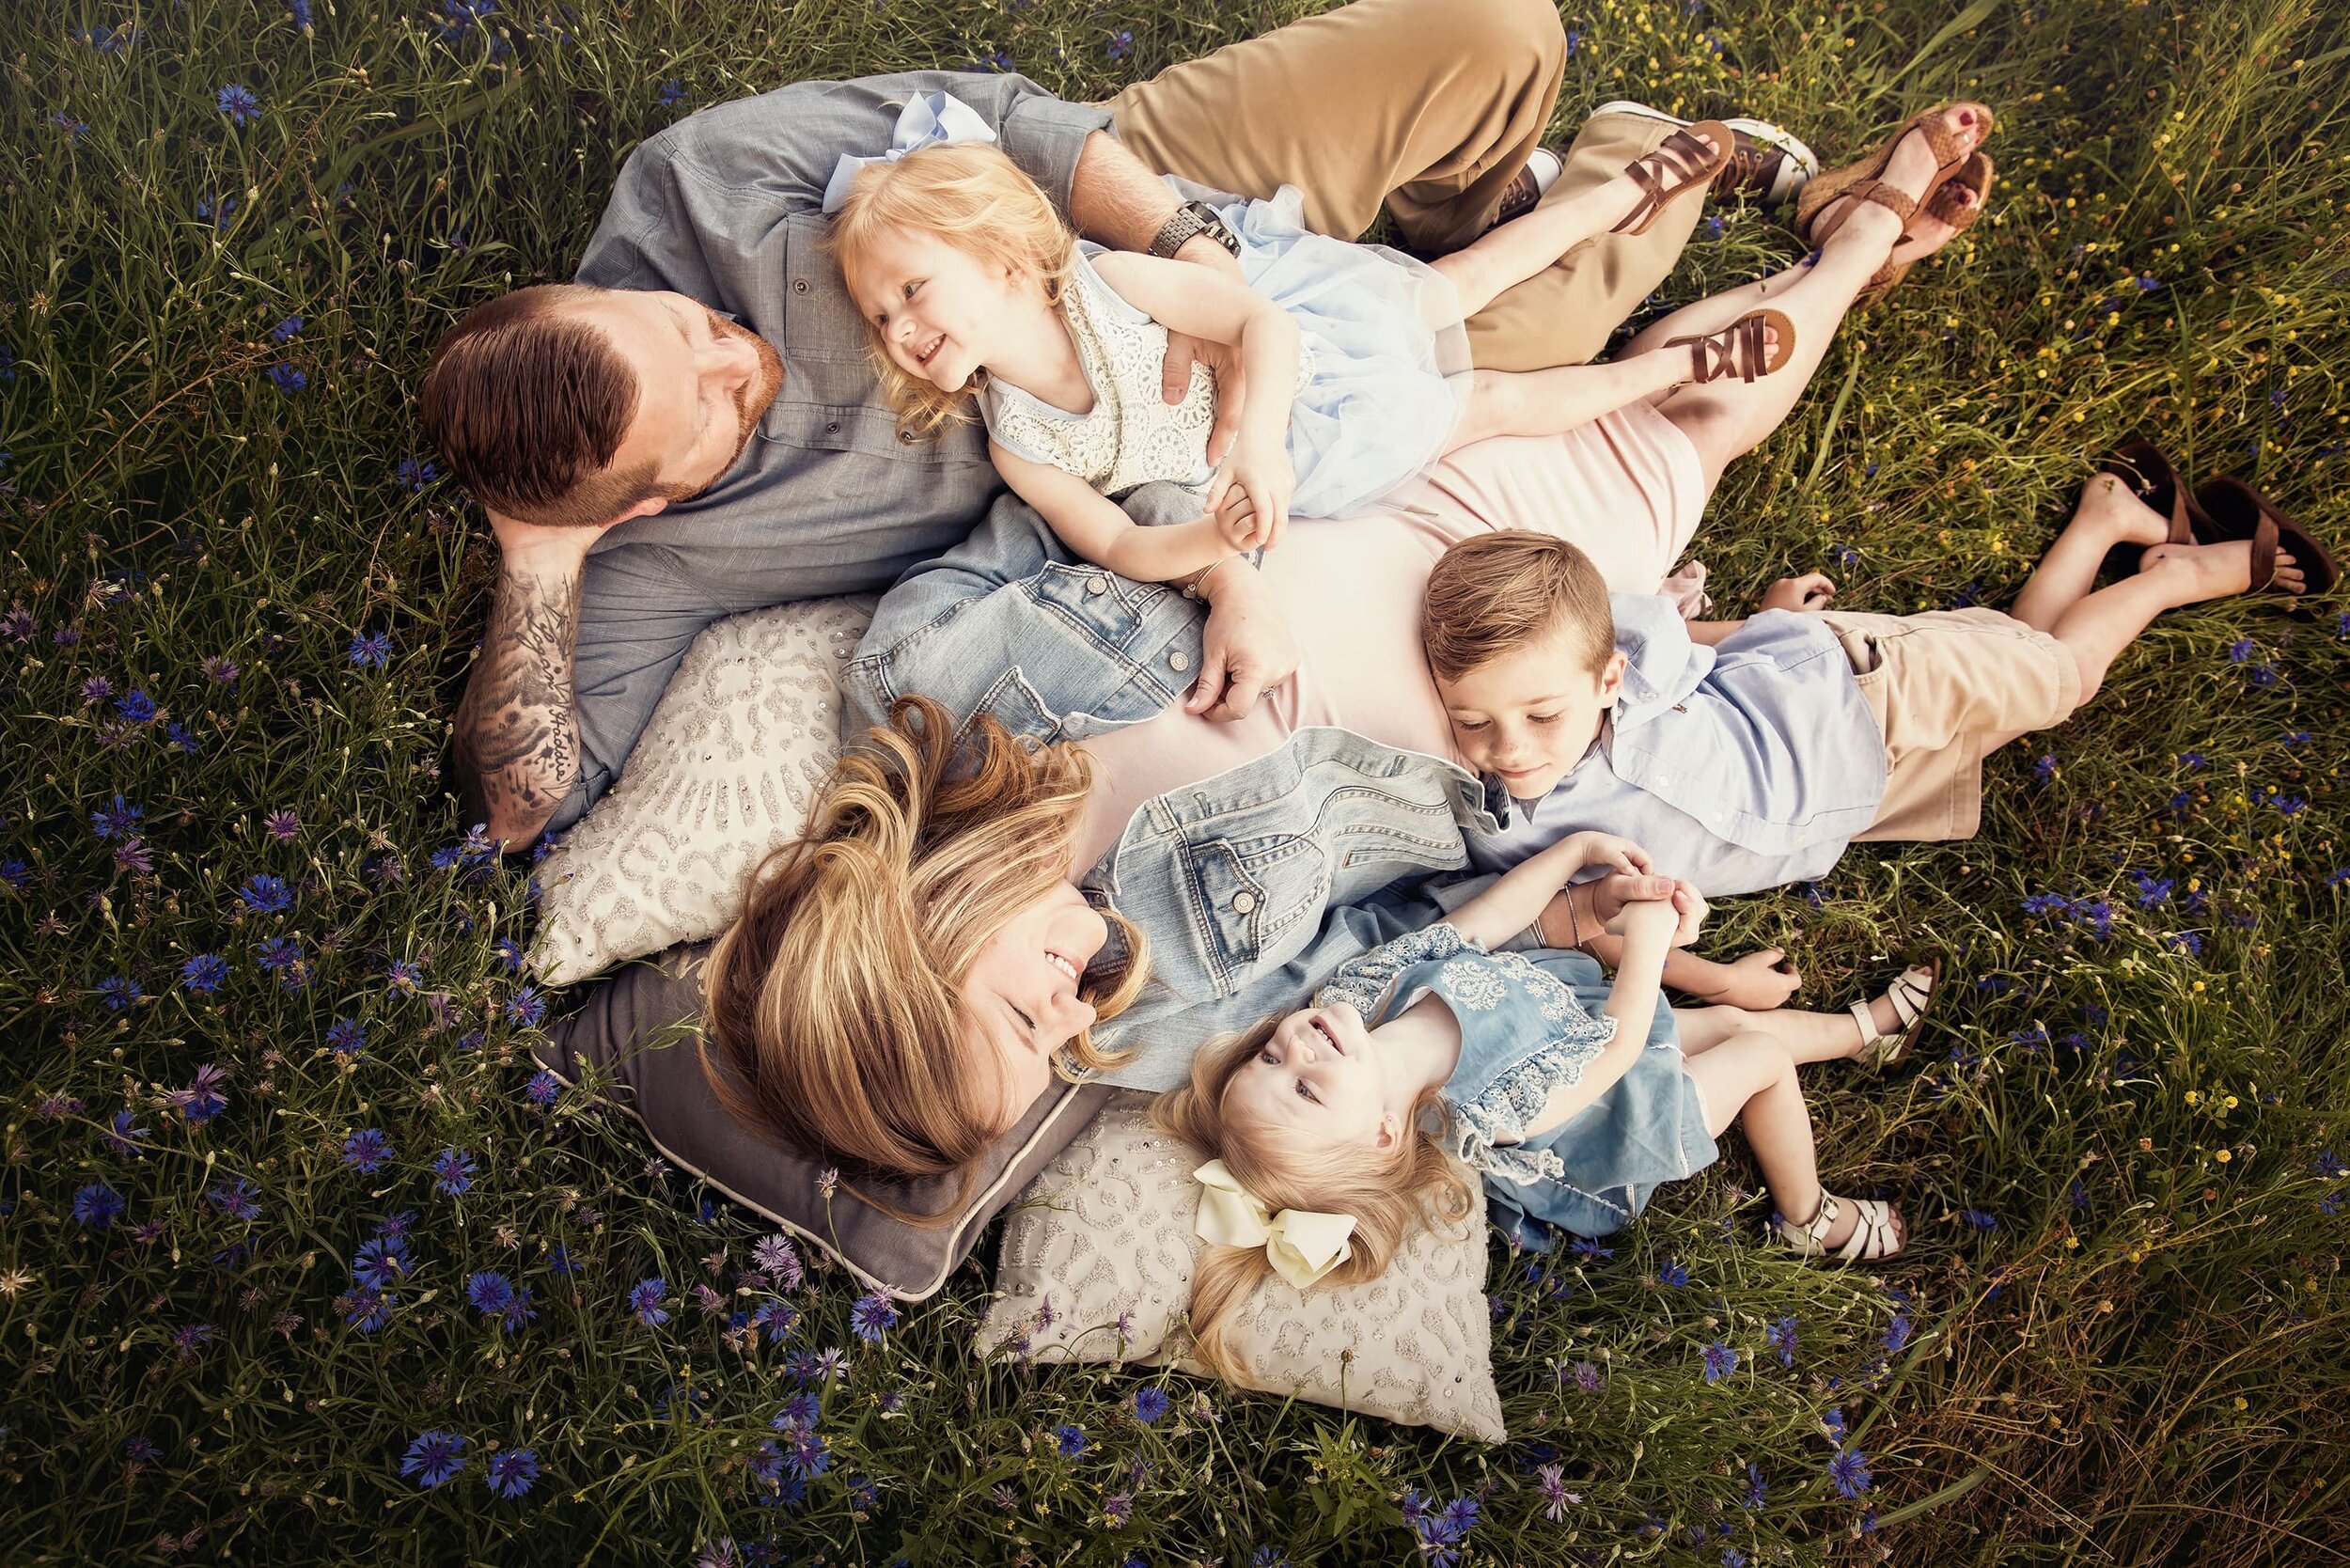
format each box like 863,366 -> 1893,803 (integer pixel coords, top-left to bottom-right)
538,942 -> 1114,1300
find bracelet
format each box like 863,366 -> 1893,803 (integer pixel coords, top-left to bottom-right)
1565,883 -> 1587,949
1183,554 -> 1242,602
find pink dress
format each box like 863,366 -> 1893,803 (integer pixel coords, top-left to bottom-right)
1070,405 -> 1709,870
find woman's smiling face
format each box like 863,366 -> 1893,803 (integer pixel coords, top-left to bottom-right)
847,225 -> 1022,393
957,879 -> 1110,1131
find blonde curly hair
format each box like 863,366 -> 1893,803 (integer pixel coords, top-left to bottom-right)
1151,1014 -> 1476,1384
826,141 -> 1079,442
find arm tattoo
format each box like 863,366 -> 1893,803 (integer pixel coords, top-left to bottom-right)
452,558 -> 585,849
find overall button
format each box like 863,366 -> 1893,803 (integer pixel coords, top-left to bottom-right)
1085,574 -> 1109,595
791,278 -> 811,294
1230,891 -> 1258,914
824,421 -> 840,435
1167,651 -> 1191,672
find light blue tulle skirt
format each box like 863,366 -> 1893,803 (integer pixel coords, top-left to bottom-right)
1208,185 -> 1472,519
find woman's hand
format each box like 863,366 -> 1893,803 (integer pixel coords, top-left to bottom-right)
1760,572 -> 1837,613
1701,947 -> 1802,1009
1204,436 -> 1294,553
1605,876 -> 1707,945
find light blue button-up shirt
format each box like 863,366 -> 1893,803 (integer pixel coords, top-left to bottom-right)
1465,594 -> 1888,896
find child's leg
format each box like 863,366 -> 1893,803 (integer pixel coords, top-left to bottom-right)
2009,471 -> 2311,634
1425,130 -> 1726,320
1443,310 -> 1794,448
1684,1027 -> 1899,1250
1671,1001 -> 1901,1065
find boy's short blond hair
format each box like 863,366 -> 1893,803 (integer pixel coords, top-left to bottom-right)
1421,530 -> 1617,681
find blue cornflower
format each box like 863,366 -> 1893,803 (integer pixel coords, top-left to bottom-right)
2133,871 -> 2173,907
505,984 -> 546,1026
750,1438 -> 786,1484
629,1277 -> 669,1326
1765,1315 -> 1798,1368
166,721 -> 200,755
1744,1462 -> 1767,1509
342,1127 -> 393,1173
1565,25 -> 1582,55
116,689 -> 158,724
525,1069 -> 560,1108
202,655 -> 240,685
400,1430 -> 467,1489
493,937 -> 526,972
74,1182 -> 127,1228
125,1436 -> 161,1463
81,675 -> 114,705
1134,1386 -> 1168,1424
1106,28 -> 1133,58
773,1391 -> 822,1430
1700,1341 -> 1738,1383
216,84 -> 262,124
1825,1446 -> 1872,1498
97,975 -> 144,1011
268,363 -> 307,394
349,630 -> 393,668
1823,1406 -> 1848,1443
395,455 -> 441,492
239,873 -> 295,914
2284,729 -> 2311,747
0,858 -> 26,888
352,1235 -> 411,1289
2228,637 -> 2255,664
1886,1313 -> 1913,1353
209,1176 -> 262,1221
657,79 -> 688,107
1656,1259 -> 1689,1287
1961,1207 -> 1998,1231
180,1063 -> 229,1124
326,1017 -> 367,1056
268,316 -> 303,343
105,1108 -> 150,1155
753,1300 -> 799,1343
486,1447 -> 539,1498
91,793 -> 143,839
1053,1422 -> 1087,1457
1571,1236 -> 1613,1262
2033,754 -> 2058,785
290,0 -> 313,28
850,1291 -> 899,1341
784,1426 -> 830,1481
256,935 -> 304,982
431,1148 -> 477,1196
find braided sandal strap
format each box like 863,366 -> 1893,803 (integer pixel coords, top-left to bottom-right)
1611,124 -> 1727,235
1775,1193 -> 1842,1257
1831,1198 -> 1905,1262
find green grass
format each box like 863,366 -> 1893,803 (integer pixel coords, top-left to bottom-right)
4,0 -> 2347,1562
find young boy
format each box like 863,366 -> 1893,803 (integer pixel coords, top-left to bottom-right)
1419,469 -> 2312,933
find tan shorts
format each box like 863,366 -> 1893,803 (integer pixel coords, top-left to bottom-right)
1813,608 -> 2083,841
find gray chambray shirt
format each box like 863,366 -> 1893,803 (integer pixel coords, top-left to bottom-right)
553,71 -> 1116,830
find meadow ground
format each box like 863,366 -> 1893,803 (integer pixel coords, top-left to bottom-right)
4,0 -> 2347,1562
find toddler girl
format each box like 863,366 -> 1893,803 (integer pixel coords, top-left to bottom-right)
828,106 -> 1791,588
1152,827 -> 1931,1384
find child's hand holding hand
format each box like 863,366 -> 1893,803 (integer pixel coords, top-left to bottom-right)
1205,436 -> 1294,553
1759,572 -> 1836,613
1705,947 -> 1801,1009
1553,831 -> 1654,881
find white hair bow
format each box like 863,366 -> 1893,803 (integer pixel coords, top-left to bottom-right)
1190,1160 -> 1356,1291
821,91 -> 999,214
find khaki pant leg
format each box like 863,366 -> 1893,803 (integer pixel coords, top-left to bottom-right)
1107,0 -> 1566,247
1463,109 -> 1705,369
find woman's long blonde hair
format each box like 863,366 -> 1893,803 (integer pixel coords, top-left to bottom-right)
701,696 -> 1145,1219
1150,1015 -> 1477,1384
826,141 -> 1079,442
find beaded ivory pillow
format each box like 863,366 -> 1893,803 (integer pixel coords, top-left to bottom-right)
979,1092 -> 1505,1442
530,595 -> 877,987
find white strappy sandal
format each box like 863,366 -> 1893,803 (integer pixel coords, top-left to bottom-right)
1776,1192 -> 1907,1262
1847,955 -> 1943,1068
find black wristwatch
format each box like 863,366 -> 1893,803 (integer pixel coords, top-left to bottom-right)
1150,199 -> 1240,260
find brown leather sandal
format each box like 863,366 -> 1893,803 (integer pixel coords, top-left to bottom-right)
1858,150 -> 1995,304
1611,120 -> 1734,237
2094,438 -> 2209,577
1667,307 -> 1795,384
2194,475 -> 2342,600
1794,101 -> 1996,249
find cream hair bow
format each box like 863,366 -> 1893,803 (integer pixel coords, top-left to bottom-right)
822,91 -> 999,214
1191,1160 -> 1356,1290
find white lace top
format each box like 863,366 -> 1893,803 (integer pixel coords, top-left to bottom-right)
979,244 -> 1310,501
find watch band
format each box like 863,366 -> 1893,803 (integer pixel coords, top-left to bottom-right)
1150,200 -> 1239,260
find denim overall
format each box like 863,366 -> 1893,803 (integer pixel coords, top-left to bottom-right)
1316,922 -> 1718,1246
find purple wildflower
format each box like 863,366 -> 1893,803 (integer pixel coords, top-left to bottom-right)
1826,1447 -> 1872,1498
850,1291 -> 899,1341
628,1278 -> 669,1326
1700,1341 -> 1738,1382
431,1148 -> 477,1196
74,1182 -> 127,1228
400,1430 -> 467,1489
215,84 -> 262,124
342,1127 -> 393,1172
486,1447 -> 538,1497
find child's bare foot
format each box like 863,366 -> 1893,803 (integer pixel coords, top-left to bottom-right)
2139,538 -> 2308,599
1810,104 -> 1992,258
2068,470 -> 2175,555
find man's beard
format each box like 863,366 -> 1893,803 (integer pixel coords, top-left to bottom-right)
691,311 -> 786,497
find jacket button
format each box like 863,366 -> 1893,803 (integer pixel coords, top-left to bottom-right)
899,430 -> 916,443
1230,891 -> 1258,914
1167,651 -> 1191,672
1085,574 -> 1109,595
792,278 -> 810,294
824,421 -> 839,435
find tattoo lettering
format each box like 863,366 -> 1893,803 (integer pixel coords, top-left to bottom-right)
452,562 -> 584,848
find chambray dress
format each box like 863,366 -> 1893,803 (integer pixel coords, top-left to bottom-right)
983,186 -> 1469,521
1315,923 -> 1719,1247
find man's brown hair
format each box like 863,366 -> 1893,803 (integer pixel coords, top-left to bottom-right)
1421,529 -> 1616,681
418,283 -> 661,527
